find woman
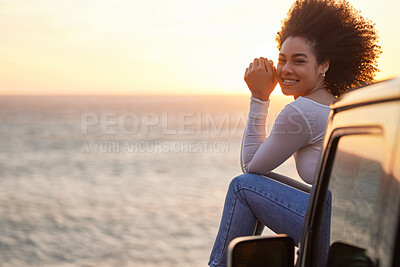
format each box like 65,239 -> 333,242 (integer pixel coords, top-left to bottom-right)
208,0 -> 381,266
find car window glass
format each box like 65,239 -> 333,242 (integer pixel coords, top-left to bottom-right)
323,134 -> 386,264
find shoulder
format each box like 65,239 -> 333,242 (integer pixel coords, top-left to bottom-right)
273,97 -> 331,136
275,102 -> 308,128
272,102 -> 310,136
289,96 -> 331,112
283,97 -> 331,122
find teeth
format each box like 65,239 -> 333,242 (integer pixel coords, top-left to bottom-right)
283,79 -> 297,85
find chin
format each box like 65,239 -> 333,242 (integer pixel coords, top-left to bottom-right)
280,87 -> 294,96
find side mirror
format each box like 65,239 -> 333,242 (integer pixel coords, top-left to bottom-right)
228,234 -> 295,267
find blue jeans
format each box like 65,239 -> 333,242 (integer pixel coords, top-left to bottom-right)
208,173 -> 331,267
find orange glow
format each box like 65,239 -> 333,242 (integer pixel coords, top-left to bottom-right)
0,0 -> 398,95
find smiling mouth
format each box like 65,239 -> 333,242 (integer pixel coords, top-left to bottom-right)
281,79 -> 298,86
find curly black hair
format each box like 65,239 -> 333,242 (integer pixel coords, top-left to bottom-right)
276,0 -> 381,97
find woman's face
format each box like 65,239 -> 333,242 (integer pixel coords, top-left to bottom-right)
276,36 -> 328,99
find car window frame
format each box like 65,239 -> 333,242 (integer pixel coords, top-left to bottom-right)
298,126 -> 383,267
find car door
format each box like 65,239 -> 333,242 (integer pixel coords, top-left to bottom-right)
298,97 -> 400,266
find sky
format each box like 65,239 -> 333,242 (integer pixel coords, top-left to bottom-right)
0,0 -> 399,95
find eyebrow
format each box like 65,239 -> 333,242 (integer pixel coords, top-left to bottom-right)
279,53 -> 308,58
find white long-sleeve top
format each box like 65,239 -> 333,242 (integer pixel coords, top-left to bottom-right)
240,96 -> 331,184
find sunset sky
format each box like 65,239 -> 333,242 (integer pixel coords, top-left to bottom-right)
1,0 -> 399,95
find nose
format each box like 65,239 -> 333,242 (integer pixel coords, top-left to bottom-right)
281,62 -> 293,75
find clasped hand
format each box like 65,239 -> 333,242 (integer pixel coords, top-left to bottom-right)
244,57 -> 278,101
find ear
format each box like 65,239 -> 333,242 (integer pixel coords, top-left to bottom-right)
319,59 -> 330,75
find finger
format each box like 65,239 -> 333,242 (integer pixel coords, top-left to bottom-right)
271,60 -> 278,79
249,62 -> 253,72
265,59 -> 274,74
258,56 -> 263,66
259,57 -> 267,72
253,58 -> 259,68
272,64 -> 278,85
244,68 -> 249,78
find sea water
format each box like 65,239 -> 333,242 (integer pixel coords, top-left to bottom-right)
0,95 -> 299,267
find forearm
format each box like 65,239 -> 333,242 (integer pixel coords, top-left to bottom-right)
240,97 -> 270,172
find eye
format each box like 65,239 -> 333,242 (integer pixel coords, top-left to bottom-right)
278,58 -> 286,63
294,59 -> 306,63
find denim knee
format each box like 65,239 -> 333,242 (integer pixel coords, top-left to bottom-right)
228,173 -> 264,203
230,173 -> 254,193
230,173 -> 264,188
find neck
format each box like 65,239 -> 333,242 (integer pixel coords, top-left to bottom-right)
294,78 -> 327,100
296,84 -> 336,106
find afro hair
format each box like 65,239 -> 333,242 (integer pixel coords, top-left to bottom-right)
276,0 -> 381,96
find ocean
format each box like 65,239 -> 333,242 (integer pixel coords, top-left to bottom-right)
0,95 -> 299,267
